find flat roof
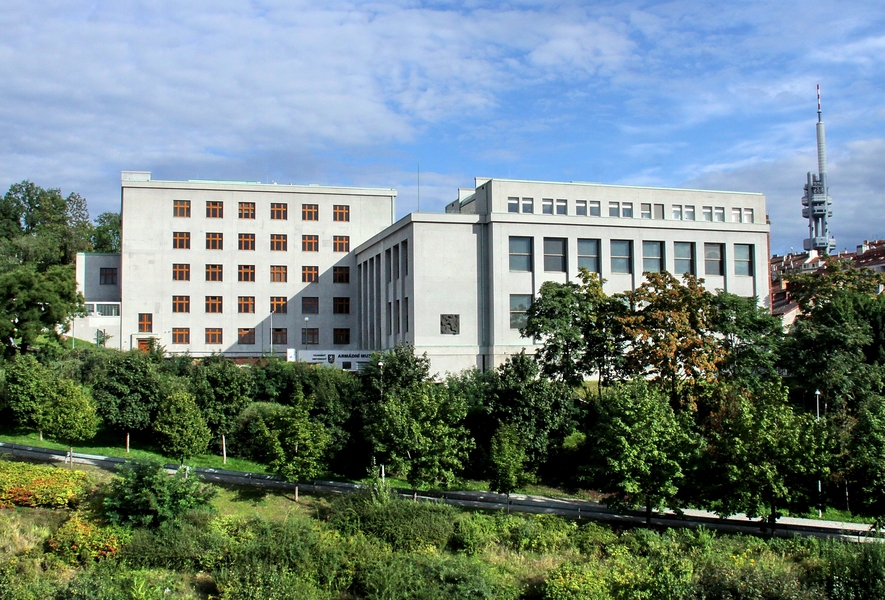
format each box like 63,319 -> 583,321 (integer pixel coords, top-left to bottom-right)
478,176 -> 764,197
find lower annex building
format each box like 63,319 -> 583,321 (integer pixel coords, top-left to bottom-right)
74,173 -> 770,374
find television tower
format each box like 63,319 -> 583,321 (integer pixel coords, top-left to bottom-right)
801,85 -> 835,254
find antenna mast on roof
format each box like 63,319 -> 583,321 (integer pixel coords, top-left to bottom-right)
801,85 -> 835,255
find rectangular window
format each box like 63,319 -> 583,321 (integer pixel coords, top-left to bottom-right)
575,200 -> 587,216
609,201 -> 620,217
206,201 -> 223,218
333,266 -> 350,283
556,199 -> 567,215
702,206 -> 713,221
173,200 -> 191,217
302,266 -> 318,282
743,208 -> 754,223
507,197 -> 519,213
589,201 -> 601,217
393,246 -> 400,279
302,204 -> 318,220
705,243 -> 724,276
654,204 -> 664,219
172,263 -> 190,281
302,235 -> 319,252
172,328 -> 189,344
641,203 -> 652,219
673,205 -> 683,220
270,296 -> 287,314
684,205 -> 696,221
543,238 -> 567,272
173,232 -> 191,249
521,198 -> 534,213
402,241 -> 409,276
333,205 -> 350,221
542,198 -> 554,214
385,248 -> 392,283
732,207 -> 742,223
302,328 -> 319,345
172,295 -> 190,313
270,265 -> 287,282
333,236 -> 350,252
206,232 -> 223,250
642,241 -> 664,273
205,328 -> 223,344
714,207 -> 725,222
621,203 -> 633,218
333,328 -> 350,345
238,296 -> 255,314
238,264 -> 255,282
510,294 -> 532,329
577,239 -> 600,273
394,300 -> 400,333
205,296 -> 223,313
735,244 -> 754,276
404,297 -> 409,332
509,236 -> 533,272
138,313 -> 152,333
205,264 -> 223,281
96,304 -> 119,316
272,328 -> 288,345
270,234 -> 287,251
333,297 -> 350,314
270,202 -> 288,220
611,240 -> 632,274
238,328 -> 256,345
99,267 -> 117,285
302,297 -> 319,314
674,242 -> 695,275
238,202 -> 255,219
238,233 -> 255,250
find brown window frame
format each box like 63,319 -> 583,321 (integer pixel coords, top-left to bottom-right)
302,203 -> 318,221
332,266 -> 350,283
205,264 -> 223,281
270,296 -> 287,314
99,267 -> 118,285
206,232 -> 223,250
205,328 -> 223,344
333,297 -> 350,314
238,296 -> 255,314
172,295 -> 190,313
171,327 -> 190,344
302,296 -> 319,314
205,296 -> 223,313
333,328 -> 350,345
302,265 -> 318,283
270,234 -> 287,251
270,202 -> 288,220
333,205 -> 350,222
271,328 -> 288,345
238,201 -> 255,219
173,232 -> 191,249
333,235 -> 350,252
238,233 -> 256,250
238,264 -> 255,282
172,263 -> 190,281
302,234 -> 319,252
206,201 -> 224,218
238,328 -> 256,345
173,199 -> 191,217
270,265 -> 287,282
138,313 -> 153,333
302,327 -> 319,345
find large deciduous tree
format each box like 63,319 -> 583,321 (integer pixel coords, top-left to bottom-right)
41,379 -> 100,464
90,211 -> 121,253
190,354 -> 253,454
154,389 -> 211,464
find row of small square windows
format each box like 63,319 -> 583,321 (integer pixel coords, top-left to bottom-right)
173,200 -> 350,221
150,325 -> 350,346
99,265 -> 352,285
506,198 -> 756,223
172,232 -> 350,252
167,295 -> 351,314
508,237 -> 755,277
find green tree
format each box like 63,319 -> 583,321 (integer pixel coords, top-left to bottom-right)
0,353 -> 54,435
586,379 -> 692,524
41,379 -> 100,463
488,423 -> 529,498
90,211 -> 121,253
711,292 -> 784,387
848,394 -> 885,516
523,269 -> 628,393
190,354 -> 253,455
153,389 -> 211,464
103,459 -> 217,528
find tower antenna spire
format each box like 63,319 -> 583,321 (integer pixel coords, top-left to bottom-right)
801,85 -> 835,255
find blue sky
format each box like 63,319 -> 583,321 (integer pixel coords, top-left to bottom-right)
2,0 -> 884,254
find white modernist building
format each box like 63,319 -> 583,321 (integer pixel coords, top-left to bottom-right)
75,173 -> 769,374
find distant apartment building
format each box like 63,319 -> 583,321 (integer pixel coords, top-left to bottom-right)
74,173 -> 769,374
